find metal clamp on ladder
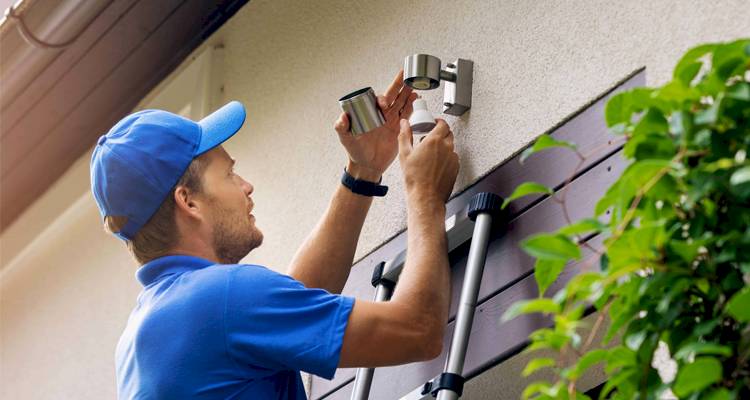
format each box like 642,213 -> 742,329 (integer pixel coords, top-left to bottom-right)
350,192 -> 504,400
420,373 -> 465,398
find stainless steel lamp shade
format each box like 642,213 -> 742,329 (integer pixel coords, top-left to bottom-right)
338,87 -> 386,136
404,54 -> 442,90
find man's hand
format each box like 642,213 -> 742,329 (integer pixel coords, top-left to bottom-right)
398,118 -> 459,205
334,69 -> 418,181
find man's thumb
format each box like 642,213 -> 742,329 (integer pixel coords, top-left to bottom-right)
334,112 -> 350,137
398,119 -> 413,156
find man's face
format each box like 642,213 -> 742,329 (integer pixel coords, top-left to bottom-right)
200,146 -> 263,264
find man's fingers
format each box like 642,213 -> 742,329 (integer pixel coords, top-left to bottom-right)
398,119 -> 413,158
428,119 -> 451,139
334,112 -> 350,136
392,85 -> 413,112
382,69 -> 405,108
398,92 -> 418,119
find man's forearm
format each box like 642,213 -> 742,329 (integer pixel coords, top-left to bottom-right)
286,162 -> 379,293
390,196 -> 451,333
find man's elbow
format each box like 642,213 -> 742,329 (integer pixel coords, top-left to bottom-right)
422,336 -> 444,360
415,322 -> 445,361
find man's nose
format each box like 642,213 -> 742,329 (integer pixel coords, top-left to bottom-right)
241,178 -> 253,196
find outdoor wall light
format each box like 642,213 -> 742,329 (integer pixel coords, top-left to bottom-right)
403,54 -> 474,116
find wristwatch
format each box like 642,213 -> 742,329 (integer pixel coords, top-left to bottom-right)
341,168 -> 388,197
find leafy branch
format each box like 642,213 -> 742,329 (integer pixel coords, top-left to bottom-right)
502,39 -> 750,400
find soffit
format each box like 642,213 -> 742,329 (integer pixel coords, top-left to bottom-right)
0,0 -> 248,232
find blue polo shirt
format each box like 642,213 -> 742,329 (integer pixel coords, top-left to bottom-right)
115,255 -> 354,399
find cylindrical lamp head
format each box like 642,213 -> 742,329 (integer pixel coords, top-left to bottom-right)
404,54 -> 441,90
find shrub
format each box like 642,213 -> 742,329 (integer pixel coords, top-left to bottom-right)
503,39 -> 750,399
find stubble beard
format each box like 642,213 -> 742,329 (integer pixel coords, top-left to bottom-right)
208,198 -> 263,264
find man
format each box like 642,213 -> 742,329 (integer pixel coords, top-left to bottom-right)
91,70 -> 459,399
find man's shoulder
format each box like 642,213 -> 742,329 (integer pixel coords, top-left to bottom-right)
192,263 -> 294,292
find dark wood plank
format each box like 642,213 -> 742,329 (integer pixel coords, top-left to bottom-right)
310,69 -> 644,399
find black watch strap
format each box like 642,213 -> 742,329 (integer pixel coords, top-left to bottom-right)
341,168 -> 388,197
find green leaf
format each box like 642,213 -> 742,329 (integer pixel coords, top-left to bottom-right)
522,357 -> 556,377
668,240 -> 702,263
606,224 -> 666,270
727,82 -> 750,101
502,298 -> 561,321
668,110 -> 693,138
534,258 -> 567,297
605,346 -> 636,374
673,44 -> 715,83
558,218 -> 606,236
502,182 -> 553,209
704,388 -> 732,400
730,166 -> 750,186
672,357 -> 722,397
599,159 -> 671,221
522,233 -> 582,261
605,92 -> 631,127
658,80 -> 699,103
520,135 -> 577,163
712,39 -> 750,81
522,381 -> 553,400
632,108 -> 668,138
676,62 -> 703,86
674,342 -> 732,361
569,349 -> 608,380
725,286 -> 750,322
624,330 -> 646,351
694,94 -> 724,125
623,132 -> 675,160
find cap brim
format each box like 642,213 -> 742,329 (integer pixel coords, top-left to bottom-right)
195,101 -> 247,155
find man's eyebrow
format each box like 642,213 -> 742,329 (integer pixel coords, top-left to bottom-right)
228,158 -> 236,169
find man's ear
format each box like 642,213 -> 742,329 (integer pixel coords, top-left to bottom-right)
173,186 -> 204,221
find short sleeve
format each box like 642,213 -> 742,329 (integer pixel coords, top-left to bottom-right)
223,265 -> 355,380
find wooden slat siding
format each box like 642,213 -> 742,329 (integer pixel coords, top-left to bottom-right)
445,153 -> 625,318
309,69 -> 644,398
0,0 -> 249,231
1,0 -> 140,132
314,236 -> 605,400
357,242 -> 603,400
310,147 -> 626,399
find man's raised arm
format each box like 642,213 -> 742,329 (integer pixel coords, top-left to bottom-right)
287,70 -> 416,293
338,119 -> 459,366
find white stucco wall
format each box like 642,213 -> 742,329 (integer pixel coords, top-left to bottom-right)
1,1 -> 748,398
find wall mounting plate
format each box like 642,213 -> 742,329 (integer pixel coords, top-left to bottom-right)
442,58 -> 473,116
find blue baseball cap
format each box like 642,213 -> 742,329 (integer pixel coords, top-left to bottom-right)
90,101 -> 246,241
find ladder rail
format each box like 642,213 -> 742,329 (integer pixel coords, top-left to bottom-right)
348,193 -> 503,400
350,264 -> 395,400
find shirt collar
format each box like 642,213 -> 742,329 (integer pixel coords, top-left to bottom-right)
136,254 -> 216,287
